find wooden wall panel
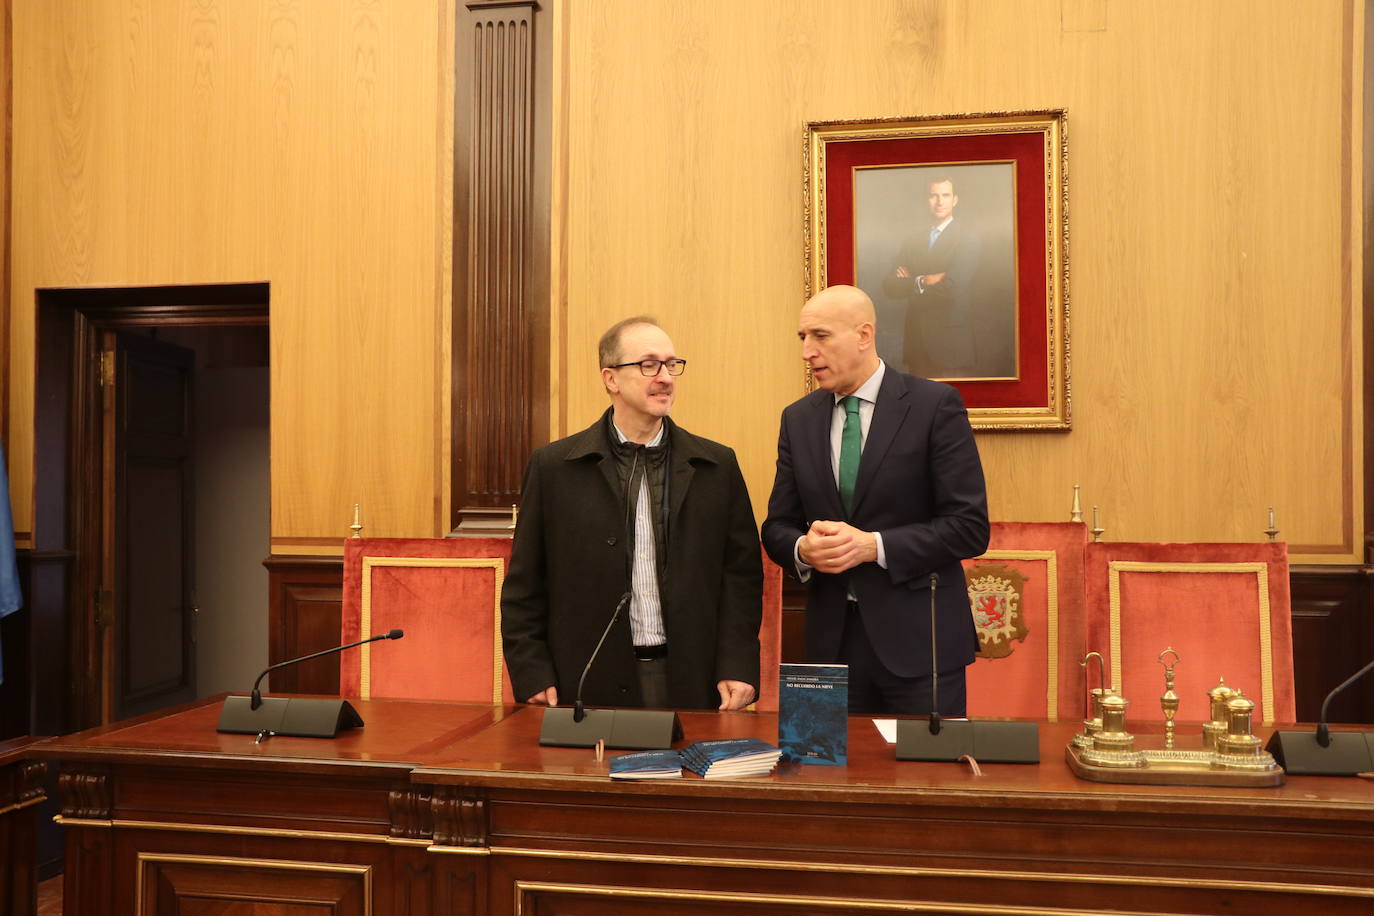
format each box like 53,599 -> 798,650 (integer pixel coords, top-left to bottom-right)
4,0 -> 1364,568
9,0 -> 453,550
556,0 -> 1364,564
265,556 -> 344,696
452,0 -> 551,520
1290,566 -> 1374,722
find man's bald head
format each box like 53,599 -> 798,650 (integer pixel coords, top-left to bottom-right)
797,285 -> 881,395
802,284 -> 876,326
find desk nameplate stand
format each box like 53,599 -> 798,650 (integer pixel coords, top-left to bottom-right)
218,696 -> 364,739
539,707 -> 682,750
896,719 -> 1040,763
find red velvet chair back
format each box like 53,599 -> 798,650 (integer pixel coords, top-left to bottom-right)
962,522 -> 1090,722
1083,541 -> 1295,726
754,553 -> 785,712
339,537 -> 515,704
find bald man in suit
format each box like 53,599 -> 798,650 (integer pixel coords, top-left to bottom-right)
762,285 -> 989,715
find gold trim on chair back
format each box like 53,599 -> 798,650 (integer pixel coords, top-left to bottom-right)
1106,560 -> 1275,725
358,555 -> 507,704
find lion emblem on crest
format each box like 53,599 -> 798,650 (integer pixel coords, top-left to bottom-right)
965,564 -> 1029,660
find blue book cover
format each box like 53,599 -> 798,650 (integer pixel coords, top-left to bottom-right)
681,737 -> 776,764
777,663 -> 848,765
680,738 -> 780,777
609,749 -> 684,779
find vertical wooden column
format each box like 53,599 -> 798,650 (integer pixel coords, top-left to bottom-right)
452,0 -> 552,531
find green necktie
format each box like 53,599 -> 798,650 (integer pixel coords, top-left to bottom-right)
838,395 -> 862,514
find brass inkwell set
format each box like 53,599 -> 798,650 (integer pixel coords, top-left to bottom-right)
1065,649 -> 1284,786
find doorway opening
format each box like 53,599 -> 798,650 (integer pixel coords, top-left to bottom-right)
35,283 -> 269,731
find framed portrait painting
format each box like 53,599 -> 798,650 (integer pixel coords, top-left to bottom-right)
804,110 -> 1070,429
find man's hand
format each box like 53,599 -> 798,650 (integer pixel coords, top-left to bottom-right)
525,686 -> 559,706
716,680 -> 756,711
798,520 -> 878,575
894,266 -> 911,278
921,271 -> 946,286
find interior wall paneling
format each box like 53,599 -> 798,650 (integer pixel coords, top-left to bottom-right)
1290,565 -> 1374,724
265,555 -> 344,696
0,0 -> 10,455
557,0 -> 1363,566
11,1 -> 446,550
451,0 -> 553,528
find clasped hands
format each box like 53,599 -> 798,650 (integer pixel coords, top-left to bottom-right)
799,520 -> 877,575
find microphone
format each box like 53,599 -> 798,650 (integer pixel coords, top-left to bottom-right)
1267,656 -> 1374,775
537,434 -> 681,751
573,593 -> 632,723
250,628 -> 404,710
928,572 -> 941,735
894,569 -> 1040,764
1317,658 -> 1374,747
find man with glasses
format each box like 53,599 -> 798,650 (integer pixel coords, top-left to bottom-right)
502,316 -> 763,712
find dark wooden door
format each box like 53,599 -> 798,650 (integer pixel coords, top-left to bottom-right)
108,332 -> 197,720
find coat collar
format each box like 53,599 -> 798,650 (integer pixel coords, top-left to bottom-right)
563,408 -> 718,523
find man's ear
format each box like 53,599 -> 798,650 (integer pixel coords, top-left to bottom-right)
856,321 -> 876,349
602,367 -> 619,395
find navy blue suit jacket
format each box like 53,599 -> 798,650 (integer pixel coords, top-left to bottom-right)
762,368 -> 989,678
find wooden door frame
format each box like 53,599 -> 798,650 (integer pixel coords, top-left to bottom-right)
35,284 -> 268,731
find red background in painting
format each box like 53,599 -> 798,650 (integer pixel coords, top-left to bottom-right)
823,131 -> 1048,409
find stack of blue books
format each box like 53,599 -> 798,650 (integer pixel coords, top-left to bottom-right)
609,749 -> 684,780
680,738 -> 782,779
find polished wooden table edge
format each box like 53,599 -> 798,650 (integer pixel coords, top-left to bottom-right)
0,734 -> 49,766
24,696 -> 1374,819
27,742 -> 427,776
406,761 -> 1374,819
26,693 -> 502,775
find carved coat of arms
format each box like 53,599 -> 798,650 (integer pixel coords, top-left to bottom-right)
965,564 -> 1029,660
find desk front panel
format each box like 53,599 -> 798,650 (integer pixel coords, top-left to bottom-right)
37,697 -> 500,916
419,707 -> 1374,916
32,698 -> 1374,915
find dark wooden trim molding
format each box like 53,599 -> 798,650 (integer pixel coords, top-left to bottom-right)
264,554 -> 345,695
1290,565 -> 1374,723
451,0 -> 552,527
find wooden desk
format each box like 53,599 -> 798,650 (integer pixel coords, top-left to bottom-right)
32,697 -> 1374,915
0,737 -> 46,916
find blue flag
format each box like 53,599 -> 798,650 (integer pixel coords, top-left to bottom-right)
0,443 -> 23,684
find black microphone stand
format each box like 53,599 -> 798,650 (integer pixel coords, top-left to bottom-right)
574,594 -> 632,723
928,573 -> 941,735
1268,657 -> 1374,775
218,629 -> 405,739
252,629 -> 404,709
540,444 -> 681,749
895,570 -> 1040,765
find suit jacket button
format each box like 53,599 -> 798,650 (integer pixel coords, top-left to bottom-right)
607,536 -> 617,546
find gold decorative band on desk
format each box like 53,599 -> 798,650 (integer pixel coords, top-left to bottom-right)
1066,648 -> 1284,787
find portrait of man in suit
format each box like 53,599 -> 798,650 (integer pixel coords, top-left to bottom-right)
762,285 -> 990,716
855,164 -> 1017,381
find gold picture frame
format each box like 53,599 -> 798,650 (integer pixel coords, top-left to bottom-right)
804,110 -> 1070,430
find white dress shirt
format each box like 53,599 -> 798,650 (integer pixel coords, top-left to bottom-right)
794,360 -> 889,579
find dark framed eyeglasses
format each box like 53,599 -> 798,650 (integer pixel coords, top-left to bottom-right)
607,358 -> 687,377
